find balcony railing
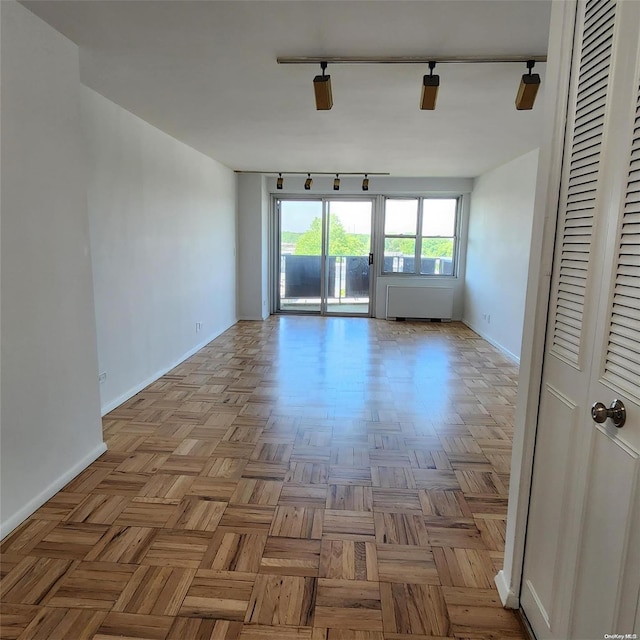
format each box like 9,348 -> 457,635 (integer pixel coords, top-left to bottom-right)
280,255 -> 453,301
281,255 -> 369,300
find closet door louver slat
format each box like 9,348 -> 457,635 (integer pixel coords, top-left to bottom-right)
551,0 -> 616,364
603,86 -> 640,397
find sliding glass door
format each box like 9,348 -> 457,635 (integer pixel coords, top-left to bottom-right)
276,198 -> 373,316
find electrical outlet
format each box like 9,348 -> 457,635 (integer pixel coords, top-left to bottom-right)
98,372 -> 107,384
487,314 -> 491,324
196,322 -> 202,333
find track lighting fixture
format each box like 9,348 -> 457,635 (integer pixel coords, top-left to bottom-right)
313,61 -> 333,110
261,171 -> 387,190
420,61 -> 439,110
282,56 -> 547,111
516,60 -> 541,110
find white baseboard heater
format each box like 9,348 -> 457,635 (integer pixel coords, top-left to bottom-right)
386,285 -> 454,320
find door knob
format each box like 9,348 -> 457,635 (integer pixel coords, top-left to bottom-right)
591,399 -> 626,428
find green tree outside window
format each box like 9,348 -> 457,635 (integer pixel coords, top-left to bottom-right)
294,215 -> 368,256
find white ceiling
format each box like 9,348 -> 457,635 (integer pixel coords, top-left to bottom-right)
22,0 -> 552,177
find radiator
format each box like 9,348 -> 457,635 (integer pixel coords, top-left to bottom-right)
386,285 -> 454,320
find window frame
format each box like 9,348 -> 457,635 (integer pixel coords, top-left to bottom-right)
382,195 -> 460,276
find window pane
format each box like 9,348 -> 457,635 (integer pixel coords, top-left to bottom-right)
421,238 -> 454,275
281,200 -> 323,256
384,238 -> 416,273
421,237 -> 454,258
385,199 -> 419,235
422,199 -> 457,236
327,201 -> 371,257
279,200 -> 323,312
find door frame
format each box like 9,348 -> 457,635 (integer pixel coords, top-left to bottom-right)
496,0 -> 579,609
271,194 -> 377,317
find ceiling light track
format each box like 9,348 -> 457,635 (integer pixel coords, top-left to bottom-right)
283,55 -> 546,111
236,171 -> 390,176
277,55 -> 547,65
236,171 -> 386,192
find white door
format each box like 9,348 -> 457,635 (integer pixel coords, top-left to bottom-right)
521,0 -> 640,638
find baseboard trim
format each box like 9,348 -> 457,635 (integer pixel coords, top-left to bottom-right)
0,441 -> 108,540
462,319 -> 520,364
495,569 -> 520,609
100,324 -> 235,416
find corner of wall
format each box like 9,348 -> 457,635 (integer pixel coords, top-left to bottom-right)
1,0 -> 104,539
461,319 -> 521,364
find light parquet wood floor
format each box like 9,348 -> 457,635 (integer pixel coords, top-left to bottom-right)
1,317 -> 528,639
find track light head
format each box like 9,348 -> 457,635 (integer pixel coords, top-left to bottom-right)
304,174 -> 313,190
313,61 -> 333,110
516,60 -> 540,110
362,175 -> 369,191
420,61 -> 439,110
333,174 -> 340,191
276,173 -> 283,190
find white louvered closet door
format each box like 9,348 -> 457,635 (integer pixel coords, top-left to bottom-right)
573,59 -> 640,640
521,0 -> 640,637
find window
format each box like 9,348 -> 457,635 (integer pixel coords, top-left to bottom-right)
383,197 -> 458,275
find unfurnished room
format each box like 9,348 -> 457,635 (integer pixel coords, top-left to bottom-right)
1,1 -> 639,639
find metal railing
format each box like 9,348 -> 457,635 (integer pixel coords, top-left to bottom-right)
281,255 -> 370,301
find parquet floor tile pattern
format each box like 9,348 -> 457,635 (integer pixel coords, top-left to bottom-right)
1,317 -> 527,639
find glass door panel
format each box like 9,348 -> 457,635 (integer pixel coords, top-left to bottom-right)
278,200 -> 323,313
325,201 -> 372,315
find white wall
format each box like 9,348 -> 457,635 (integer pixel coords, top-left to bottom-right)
245,175 -> 473,320
237,174 -> 269,320
82,88 -> 237,414
1,2 -> 105,538
463,149 -> 539,361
